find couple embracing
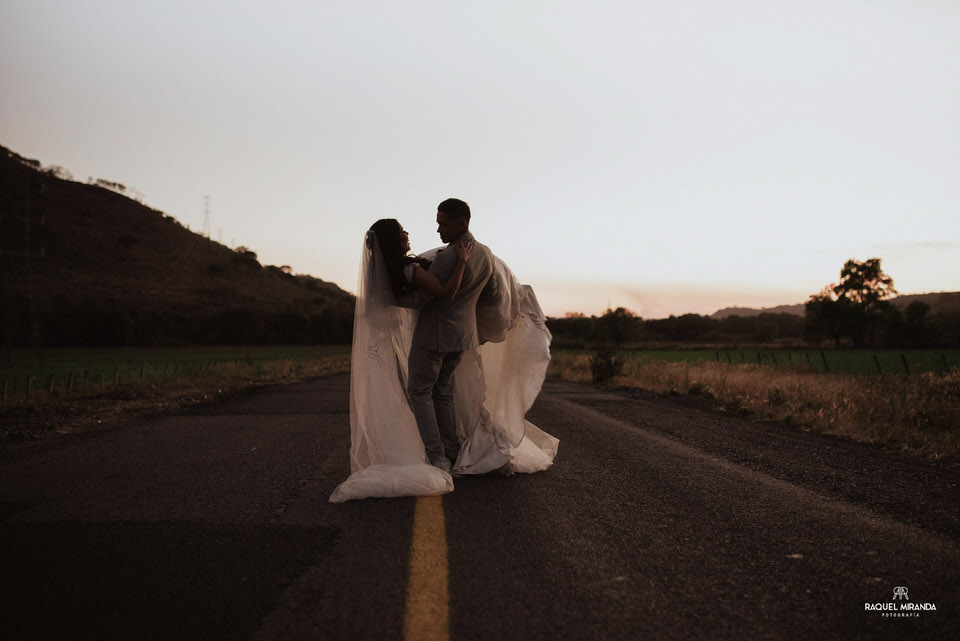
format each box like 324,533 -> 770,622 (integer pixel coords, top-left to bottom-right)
330,198 -> 558,502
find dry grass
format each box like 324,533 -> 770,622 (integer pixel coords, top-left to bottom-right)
548,352 -> 960,464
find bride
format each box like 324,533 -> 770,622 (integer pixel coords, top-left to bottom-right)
329,217 -> 558,502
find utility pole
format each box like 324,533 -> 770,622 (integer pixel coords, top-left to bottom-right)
202,195 -> 211,238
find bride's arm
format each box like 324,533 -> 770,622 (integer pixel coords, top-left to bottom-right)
413,242 -> 475,302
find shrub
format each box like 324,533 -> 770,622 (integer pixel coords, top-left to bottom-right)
767,387 -> 787,406
589,348 -> 623,384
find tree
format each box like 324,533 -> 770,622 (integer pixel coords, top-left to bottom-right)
233,246 -> 260,266
644,313 -> 717,341
45,165 -> 73,180
94,178 -> 126,193
891,301 -> 931,348
805,286 -> 850,347
805,258 -> 896,347
904,300 -> 930,327
833,258 -> 896,306
596,307 -> 642,346
545,312 -> 596,347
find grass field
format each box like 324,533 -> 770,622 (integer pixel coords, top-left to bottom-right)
608,348 -> 960,376
548,349 -> 960,463
5,344 -> 958,462
1,345 -> 351,403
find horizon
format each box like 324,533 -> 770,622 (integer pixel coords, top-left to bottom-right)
3,140 -> 952,320
2,2 -> 958,318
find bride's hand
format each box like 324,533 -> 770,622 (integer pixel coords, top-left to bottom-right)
456,240 -> 475,263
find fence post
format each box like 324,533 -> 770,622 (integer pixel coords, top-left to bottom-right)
756,352 -> 762,364
820,351 -> 830,373
873,355 -> 882,374
900,353 -> 910,375
943,353 -> 951,374
140,362 -> 145,379
68,372 -> 76,396
715,351 -> 720,362
771,352 -> 778,366
2,376 -> 8,404
787,352 -> 794,367
48,375 -> 56,394
726,352 -> 732,364
113,369 -> 120,387
99,371 -> 105,387
27,376 -> 34,398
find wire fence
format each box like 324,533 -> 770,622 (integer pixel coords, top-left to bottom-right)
1,346 -> 351,406
612,348 -> 958,376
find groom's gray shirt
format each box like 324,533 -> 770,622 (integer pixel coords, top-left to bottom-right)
412,231 -> 497,352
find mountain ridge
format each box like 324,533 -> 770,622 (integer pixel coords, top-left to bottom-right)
711,291 -> 960,319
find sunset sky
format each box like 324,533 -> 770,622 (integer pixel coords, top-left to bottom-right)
2,1 -> 958,318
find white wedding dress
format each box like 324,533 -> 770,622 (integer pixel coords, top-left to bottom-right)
329,233 -> 558,502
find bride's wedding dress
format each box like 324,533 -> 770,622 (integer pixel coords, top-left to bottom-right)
329,233 -> 558,502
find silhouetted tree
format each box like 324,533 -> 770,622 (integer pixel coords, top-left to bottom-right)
645,313 -> 717,341
546,312 -> 597,347
834,258 -> 896,306
805,258 -> 896,347
45,165 -> 73,180
596,307 -> 642,346
881,301 -> 932,348
805,287 -> 848,346
232,246 -> 261,269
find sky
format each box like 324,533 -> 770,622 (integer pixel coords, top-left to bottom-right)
2,0 -> 958,318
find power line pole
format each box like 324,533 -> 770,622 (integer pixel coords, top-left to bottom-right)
202,195 -> 211,238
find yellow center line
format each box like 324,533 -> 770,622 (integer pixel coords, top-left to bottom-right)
403,495 -> 450,641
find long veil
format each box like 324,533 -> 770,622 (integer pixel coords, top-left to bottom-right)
328,232 -> 453,502
329,233 -> 558,503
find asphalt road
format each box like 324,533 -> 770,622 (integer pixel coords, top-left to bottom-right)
1,373 -> 957,640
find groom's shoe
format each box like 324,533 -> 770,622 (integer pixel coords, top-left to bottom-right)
431,458 -> 452,474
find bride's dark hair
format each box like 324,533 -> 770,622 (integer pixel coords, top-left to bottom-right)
368,218 -> 430,298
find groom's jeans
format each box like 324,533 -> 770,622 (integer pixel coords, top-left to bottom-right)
408,344 -> 463,465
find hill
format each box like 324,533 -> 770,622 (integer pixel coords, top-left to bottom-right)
711,292 -> 960,319
711,303 -> 805,319
0,144 -> 354,346
888,291 -> 960,315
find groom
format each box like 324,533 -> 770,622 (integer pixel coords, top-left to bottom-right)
409,198 -> 495,473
